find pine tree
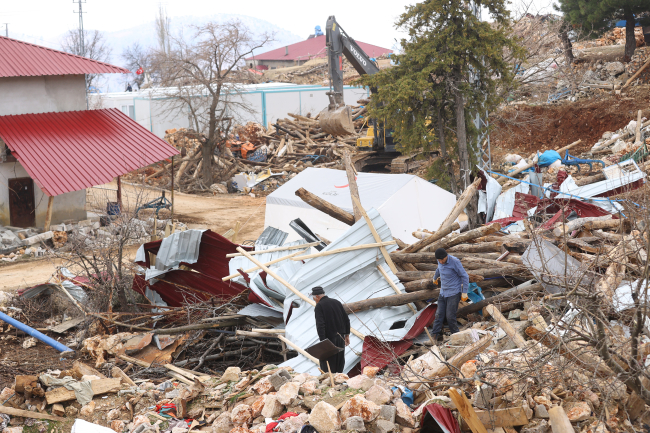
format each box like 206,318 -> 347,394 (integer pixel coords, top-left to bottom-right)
555,0 -> 649,62
359,0 -> 524,228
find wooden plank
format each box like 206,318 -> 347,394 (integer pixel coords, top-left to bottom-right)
295,187 -> 355,226
350,195 -> 399,274
377,265 -> 417,313
112,366 -> 136,387
548,406 -> 574,433
223,248 -> 309,281
226,242 -> 319,257
474,407 -> 530,428
485,305 -> 527,348
48,317 -> 85,334
45,378 -> 122,404
423,335 -> 492,381
278,335 -> 320,365
292,241 -> 396,260
448,387 -> 488,433
0,405 -> 65,421
44,195 -> 54,232
401,222 -> 461,254
343,150 -> 362,222
73,361 -> 107,380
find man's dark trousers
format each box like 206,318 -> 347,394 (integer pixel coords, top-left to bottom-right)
431,293 -> 461,335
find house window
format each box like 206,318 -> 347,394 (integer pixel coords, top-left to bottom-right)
121,105 -> 135,120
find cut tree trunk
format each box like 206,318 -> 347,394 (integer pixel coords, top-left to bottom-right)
624,7 -> 636,62
295,187 -> 355,226
342,289 -> 439,313
400,222 -> 461,254
343,150 -> 362,222
457,282 -> 543,317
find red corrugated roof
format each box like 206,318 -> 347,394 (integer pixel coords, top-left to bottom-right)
0,36 -> 130,77
245,35 -> 392,62
0,108 -> 179,196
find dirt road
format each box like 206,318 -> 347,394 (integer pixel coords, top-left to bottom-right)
0,181 -> 267,292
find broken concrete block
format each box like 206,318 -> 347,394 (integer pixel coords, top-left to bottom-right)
448,329 -> 479,346
371,420 -> 397,433
250,396 -> 265,418
309,401 -> 341,433
520,420 -> 550,433
508,309 -> 523,320
50,224 -> 66,232
261,395 -> 284,418
347,374 -> 374,391
346,416 -> 366,431
23,231 -> 53,246
535,404 -> 549,419
231,404 -> 253,426
460,360 -> 477,378
378,405 -> 396,423
221,366 -> 241,382
252,377 -> 274,395
565,401 -> 591,422
366,385 -> 392,406
212,412 -> 234,433
300,380 -> 318,396
363,366 -> 380,377
276,381 -> 300,406
341,395 -> 380,422
269,371 -> 290,391
474,384 -> 493,409
394,400 -> 414,428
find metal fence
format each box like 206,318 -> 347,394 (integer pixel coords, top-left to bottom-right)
86,187 -> 118,215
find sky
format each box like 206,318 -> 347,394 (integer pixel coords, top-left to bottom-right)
0,0 -> 558,53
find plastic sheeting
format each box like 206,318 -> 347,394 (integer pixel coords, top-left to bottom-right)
522,240 -> 597,294
265,167 -> 456,244
478,169 -> 502,222
493,181 -> 529,221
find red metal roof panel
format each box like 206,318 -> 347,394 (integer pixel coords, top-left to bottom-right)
0,108 -> 179,196
0,36 -> 130,77
245,35 -> 392,62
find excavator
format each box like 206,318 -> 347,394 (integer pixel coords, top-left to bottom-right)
318,15 -> 425,173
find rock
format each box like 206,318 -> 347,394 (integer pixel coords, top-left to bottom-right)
277,381 -> 300,406
371,420 -> 397,433
222,367 -> 241,382
292,373 -> 312,385
230,427 -> 252,433
235,376 -> 252,391
448,329 -> 479,346
231,404 -> 253,426
605,62 -> 625,76
107,408 -> 122,420
279,414 -> 306,433
363,366 -> 380,378
341,395 -> 380,422
269,371 -> 290,391
565,401 -> 591,422
132,414 -> 152,428
508,309 -> 523,320
346,416 -> 366,431
213,412 -> 234,433
3,428 -> 23,433
261,395 -> 284,418
520,419 -> 550,433
474,384 -> 493,409
309,401 -> 341,433
80,401 -> 96,417
65,406 -> 79,417
347,375 -> 375,391
533,395 -> 552,409
251,396 -> 265,418
378,405 -> 396,423
535,404 -> 549,419
0,387 -> 13,401
366,385 -> 392,406
394,400 -> 414,428
111,420 -> 126,432
333,373 -> 348,384
300,380 -> 318,396
252,377 -> 274,395
460,360 -> 477,378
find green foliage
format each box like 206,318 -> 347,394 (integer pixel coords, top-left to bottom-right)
359,0 -> 525,184
555,0 -> 649,35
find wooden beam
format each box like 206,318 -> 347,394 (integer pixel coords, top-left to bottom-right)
623,56 -> 650,89
401,222 -> 461,254
343,150 -> 362,222
226,242 -> 320,257
440,177 -> 481,225
44,195 -> 54,231
457,282 -> 543,317
448,387 -> 488,433
350,195 -> 399,274
422,334 -> 492,380
236,246 -> 366,340
291,241 -> 396,260
429,223 -> 502,252
485,305 -> 527,348
474,407 -> 530,428
377,265 -> 417,313
112,366 -> 136,387
223,248 -> 310,281
0,406 -> 65,422
45,378 -> 121,404
342,288 -> 438,313
295,187 -> 355,226
278,335 -> 320,365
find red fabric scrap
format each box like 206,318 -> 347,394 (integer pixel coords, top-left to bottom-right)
278,412 -> 298,420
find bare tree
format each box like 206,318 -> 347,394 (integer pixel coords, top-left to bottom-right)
122,42 -> 156,88
155,4 -> 172,55
155,20 -> 273,186
61,29 -> 113,91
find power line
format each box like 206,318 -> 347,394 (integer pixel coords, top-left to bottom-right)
72,0 -> 86,55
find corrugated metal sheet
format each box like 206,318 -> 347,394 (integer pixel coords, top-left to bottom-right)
143,229 -> 206,280
256,226 -> 289,247
0,36 -> 130,77
0,108 -> 179,196
278,208 -> 418,375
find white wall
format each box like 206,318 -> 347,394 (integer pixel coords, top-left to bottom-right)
0,161 -> 86,228
0,75 -> 86,116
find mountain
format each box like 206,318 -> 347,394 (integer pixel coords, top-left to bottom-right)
13,13 -> 303,93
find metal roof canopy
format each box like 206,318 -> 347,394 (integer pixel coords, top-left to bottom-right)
0,108 -> 179,196
0,36 -> 129,77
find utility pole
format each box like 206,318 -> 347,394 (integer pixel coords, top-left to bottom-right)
3,23 -> 8,38
73,0 -> 86,56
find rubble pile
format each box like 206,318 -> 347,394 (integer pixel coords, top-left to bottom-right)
576,26 -> 647,49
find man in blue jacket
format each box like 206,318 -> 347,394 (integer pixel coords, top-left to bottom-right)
431,248 -> 469,341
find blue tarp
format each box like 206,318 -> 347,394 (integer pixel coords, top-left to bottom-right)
537,150 -> 561,167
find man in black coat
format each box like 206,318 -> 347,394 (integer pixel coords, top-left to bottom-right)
312,287 -> 350,373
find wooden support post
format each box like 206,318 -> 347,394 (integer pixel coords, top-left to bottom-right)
485,305 -> 527,348
350,195 -> 399,274
623,56 -> 650,89
440,177 -> 481,225
236,246 -> 366,340
278,335 -> 320,365
280,340 -> 288,361
448,387 -> 488,433
171,155 -> 174,221
636,110 -> 642,143
233,221 -> 241,245
117,175 -> 122,209
44,195 -> 54,232
343,150 -> 362,222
